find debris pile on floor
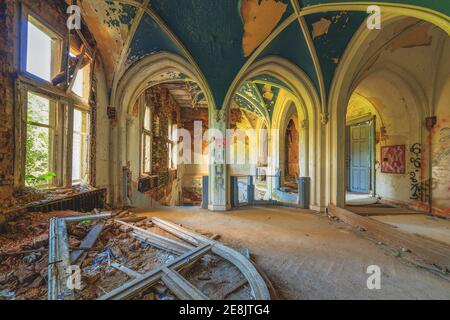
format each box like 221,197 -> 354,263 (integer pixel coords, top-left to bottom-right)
0,210 -> 273,300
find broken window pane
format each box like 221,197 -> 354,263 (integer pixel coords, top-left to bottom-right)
72,67 -> 84,97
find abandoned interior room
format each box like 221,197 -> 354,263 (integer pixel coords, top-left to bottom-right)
0,0 -> 449,302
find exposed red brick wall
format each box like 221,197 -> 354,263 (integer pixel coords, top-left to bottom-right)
0,0 -> 16,203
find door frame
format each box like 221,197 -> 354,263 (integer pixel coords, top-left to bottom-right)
346,114 -> 376,197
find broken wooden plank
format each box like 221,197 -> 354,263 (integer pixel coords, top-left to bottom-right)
161,267 -> 209,300
115,220 -> 193,254
118,216 -> 146,223
47,218 -> 58,300
70,221 -> 105,264
97,243 -> 212,300
222,278 -> 248,299
48,218 -> 74,300
151,218 -> 271,300
345,206 -> 423,216
63,212 -> 112,223
111,262 -> 142,278
130,232 -> 187,256
329,204 -> 450,270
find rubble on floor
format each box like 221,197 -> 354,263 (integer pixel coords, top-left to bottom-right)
0,209 -> 273,300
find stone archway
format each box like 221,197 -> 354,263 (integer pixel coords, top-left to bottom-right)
110,52 -> 215,207
226,57 -> 324,211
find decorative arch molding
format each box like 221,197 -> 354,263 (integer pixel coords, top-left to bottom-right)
347,91 -> 384,127
114,52 -> 216,118
352,62 -> 429,121
229,56 -> 325,210
109,52 -> 215,206
300,2 -> 450,36
328,11 -> 446,207
226,57 -> 320,120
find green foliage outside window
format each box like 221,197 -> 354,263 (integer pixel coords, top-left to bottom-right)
25,93 -> 56,187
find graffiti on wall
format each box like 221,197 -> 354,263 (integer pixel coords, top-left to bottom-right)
409,143 -> 422,200
381,145 -> 406,174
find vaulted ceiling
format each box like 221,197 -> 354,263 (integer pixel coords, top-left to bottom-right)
78,0 -> 449,110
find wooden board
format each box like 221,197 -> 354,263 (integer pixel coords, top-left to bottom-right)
161,267 -> 209,300
329,204 -> 450,270
345,206 -> 423,216
151,218 -> 271,300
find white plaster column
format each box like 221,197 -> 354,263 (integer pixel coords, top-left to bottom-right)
208,108 -> 229,211
299,119 -> 309,177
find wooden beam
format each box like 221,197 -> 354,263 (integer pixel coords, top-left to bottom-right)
329,204 -> 450,270
97,244 -> 212,300
66,46 -> 86,94
115,219 -> 194,254
151,218 -> 271,300
111,262 -> 142,278
70,221 -> 105,263
161,268 -> 209,300
63,212 -> 112,223
345,206 -> 423,216
47,218 -> 74,300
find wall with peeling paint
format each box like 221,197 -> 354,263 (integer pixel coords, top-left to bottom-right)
0,0 -> 15,208
346,18 -> 449,216
93,61 -> 111,194
431,37 -> 450,217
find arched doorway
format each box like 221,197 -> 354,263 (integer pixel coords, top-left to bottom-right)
285,117 -> 300,189
330,16 -> 449,218
111,52 -> 214,209
225,57 -> 322,209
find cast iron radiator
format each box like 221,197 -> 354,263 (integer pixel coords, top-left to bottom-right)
27,188 -> 107,213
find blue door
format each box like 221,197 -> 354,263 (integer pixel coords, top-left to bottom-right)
350,124 -> 371,193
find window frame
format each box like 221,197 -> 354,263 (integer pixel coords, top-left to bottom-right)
167,118 -> 177,170
142,101 -> 153,175
71,106 -> 91,185
69,48 -> 91,101
24,90 -> 60,188
20,10 -> 64,84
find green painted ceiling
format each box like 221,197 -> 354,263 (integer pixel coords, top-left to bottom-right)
87,0 -> 449,111
305,11 -> 368,94
233,74 -> 292,123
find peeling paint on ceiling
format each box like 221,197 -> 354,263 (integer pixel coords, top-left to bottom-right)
390,21 -> 433,52
76,0 -> 447,110
126,13 -> 184,68
240,0 -> 289,57
80,0 -> 137,84
306,11 -> 367,94
311,17 -> 332,39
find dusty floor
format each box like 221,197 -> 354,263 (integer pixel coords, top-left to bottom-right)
137,206 -> 450,300
372,214 -> 450,247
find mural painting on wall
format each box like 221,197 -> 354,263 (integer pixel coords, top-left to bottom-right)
182,177 -> 202,205
381,145 -> 406,174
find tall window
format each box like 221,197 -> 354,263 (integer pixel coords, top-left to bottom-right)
25,92 -> 56,186
167,119 -> 176,169
26,16 -> 61,81
142,105 -> 152,173
72,108 -> 90,184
